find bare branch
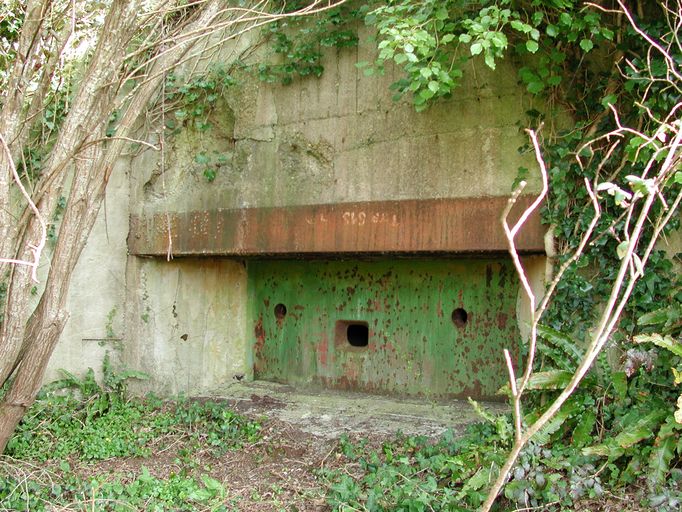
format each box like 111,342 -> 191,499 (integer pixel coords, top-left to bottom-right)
0,134 -> 46,282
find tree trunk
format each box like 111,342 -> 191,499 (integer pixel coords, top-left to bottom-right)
0,305 -> 68,452
0,0 -> 224,451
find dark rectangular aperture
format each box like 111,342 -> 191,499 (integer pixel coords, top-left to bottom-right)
335,320 -> 369,349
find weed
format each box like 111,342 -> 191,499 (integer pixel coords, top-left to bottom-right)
5,357 -> 260,462
0,357 -> 260,511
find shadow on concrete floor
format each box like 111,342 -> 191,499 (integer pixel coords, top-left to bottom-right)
204,380 -> 509,439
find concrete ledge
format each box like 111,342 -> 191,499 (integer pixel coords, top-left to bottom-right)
128,196 -> 546,257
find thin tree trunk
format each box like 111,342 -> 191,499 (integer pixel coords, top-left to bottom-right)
0,0 -> 223,451
0,0 -> 141,387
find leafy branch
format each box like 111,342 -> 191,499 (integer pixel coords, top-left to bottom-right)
481,3 -> 682,507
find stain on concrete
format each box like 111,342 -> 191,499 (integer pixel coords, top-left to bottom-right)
206,380 -> 507,439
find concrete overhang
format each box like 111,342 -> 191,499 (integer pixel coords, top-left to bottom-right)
128,196 -> 546,257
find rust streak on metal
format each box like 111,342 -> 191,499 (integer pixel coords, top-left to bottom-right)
128,196 -> 546,257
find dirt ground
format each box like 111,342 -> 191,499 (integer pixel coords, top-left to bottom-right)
51,382 -> 645,511
77,381 -> 505,511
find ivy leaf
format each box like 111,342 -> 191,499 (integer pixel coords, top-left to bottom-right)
526,40 -> 539,53
547,75 -> 562,86
470,42 -> 483,55
674,171 -> 682,184
601,93 -> 617,108
419,87 -> 435,100
194,152 -> 210,165
580,38 -> 594,52
510,20 -> 529,33
616,241 -> 629,260
601,27 -> 615,40
527,81 -> 544,94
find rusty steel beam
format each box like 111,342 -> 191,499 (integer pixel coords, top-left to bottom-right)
128,196 -> 546,257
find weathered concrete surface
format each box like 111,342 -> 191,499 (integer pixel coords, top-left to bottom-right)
134,28 -> 542,218
44,158 -> 130,382
119,32 -> 550,396
206,380 -> 508,439
124,258 -> 249,395
44,28 -> 550,396
128,196 -> 546,257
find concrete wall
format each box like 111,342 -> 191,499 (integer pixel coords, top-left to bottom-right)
137,29 -> 541,217
51,31 -> 549,396
45,158 -> 130,382
124,258 -> 248,395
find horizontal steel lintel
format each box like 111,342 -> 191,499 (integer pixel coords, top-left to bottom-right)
128,196 -> 546,257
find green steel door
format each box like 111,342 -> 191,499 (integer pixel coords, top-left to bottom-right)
249,259 -> 520,399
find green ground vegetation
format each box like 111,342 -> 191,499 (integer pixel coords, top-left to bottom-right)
0,356 -> 260,511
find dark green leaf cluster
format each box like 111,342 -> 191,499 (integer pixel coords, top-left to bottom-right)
0,464 -> 233,512
4,355 -> 261,462
164,66 -> 235,134
257,3 -> 363,85
322,420 -> 623,511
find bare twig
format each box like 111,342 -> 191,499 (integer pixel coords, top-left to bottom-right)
482,12 -> 682,502
0,134 -> 47,282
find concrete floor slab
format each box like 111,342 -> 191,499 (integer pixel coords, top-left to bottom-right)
204,380 -> 509,439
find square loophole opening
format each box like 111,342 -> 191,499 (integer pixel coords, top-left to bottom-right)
335,320 -> 369,349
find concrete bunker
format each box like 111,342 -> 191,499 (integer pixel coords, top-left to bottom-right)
129,196 -> 546,399
83,36 -> 553,399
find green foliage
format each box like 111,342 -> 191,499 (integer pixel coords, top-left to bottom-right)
5,355 -> 260,462
162,65 -> 236,182
322,418 -> 616,511
356,6 -> 681,506
193,150 -> 230,182
363,0 -> 611,109
0,463 -> 233,512
0,0 -> 23,88
0,356 -> 261,510
164,66 -> 235,134
257,3 -> 363,85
